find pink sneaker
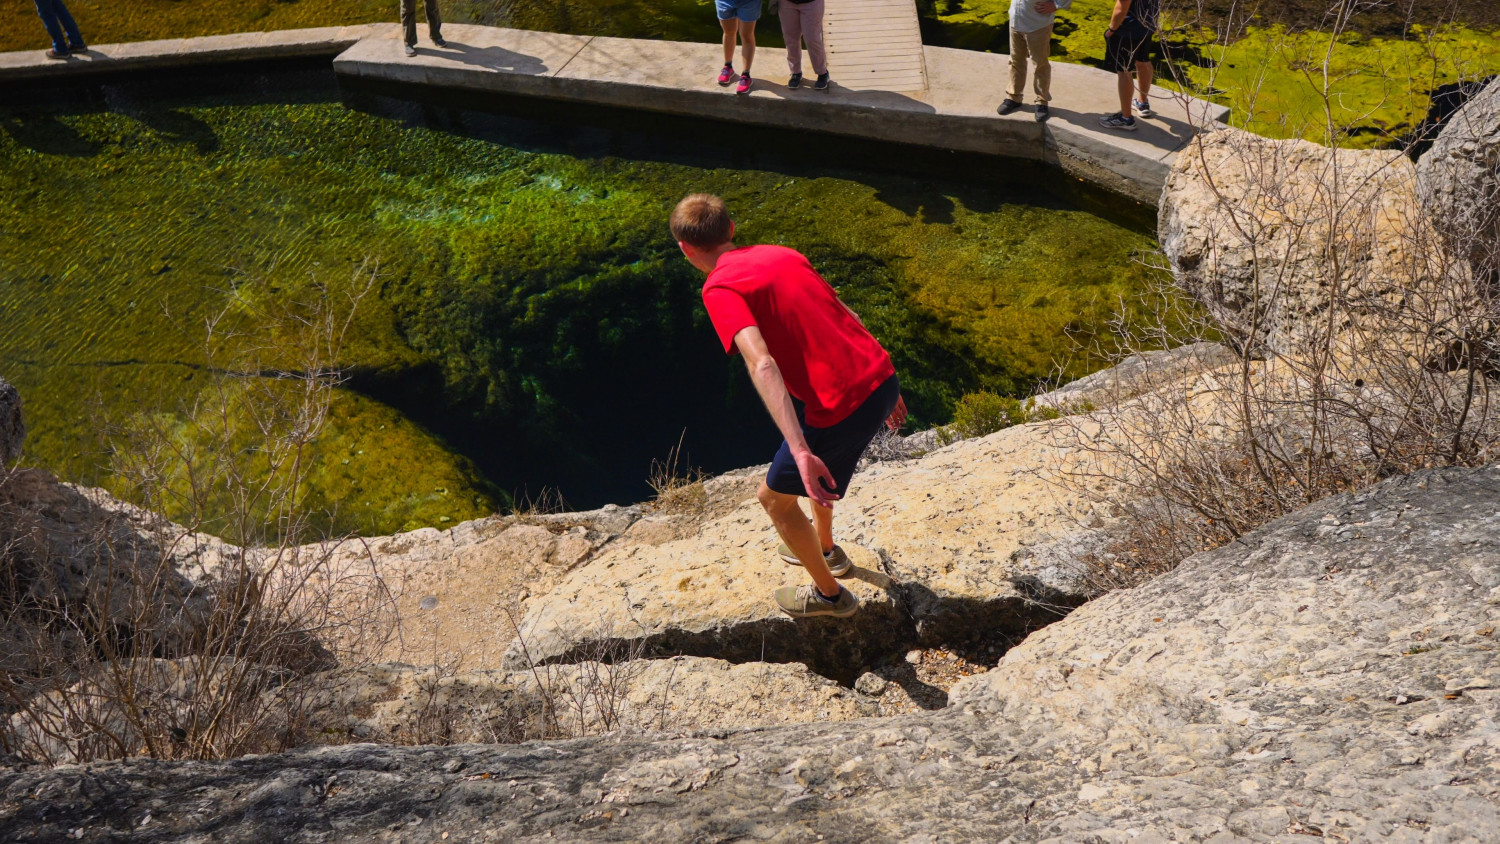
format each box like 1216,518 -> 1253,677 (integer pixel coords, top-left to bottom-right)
736,72 -> 752,95
717,64 -> 734,86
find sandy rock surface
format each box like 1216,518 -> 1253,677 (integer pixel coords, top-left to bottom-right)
503,410 -> 1124,680
7,466 -> 1497,841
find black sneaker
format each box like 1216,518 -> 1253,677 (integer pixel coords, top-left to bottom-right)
788,72 -> 803,89
996,98 -> 1022,116
814,73 -> 830,91
70,43 -> 87,53
1098,112 -> 1137,131
432,34 -> 447,48
1034,103 -> 1050,122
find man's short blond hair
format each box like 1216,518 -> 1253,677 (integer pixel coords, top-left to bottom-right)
670,193 -> 734,249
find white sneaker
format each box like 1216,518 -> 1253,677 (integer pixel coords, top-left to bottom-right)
1133,98 -> 1155,118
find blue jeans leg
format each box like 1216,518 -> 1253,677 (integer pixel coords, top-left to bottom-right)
33,0 -> 83,51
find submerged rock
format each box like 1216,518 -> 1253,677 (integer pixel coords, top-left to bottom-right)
7,466 -> 1499,840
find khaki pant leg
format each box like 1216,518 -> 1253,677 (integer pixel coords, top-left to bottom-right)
780,2 -> 804,74
802,0 -> 827,76
1007,26 -> 1029,102
1028,25 -> 1053,103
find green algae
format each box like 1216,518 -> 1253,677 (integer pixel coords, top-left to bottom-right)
1179,23 -> 1500,147
919,0 -> 1500,146
2,69 -> 1159,527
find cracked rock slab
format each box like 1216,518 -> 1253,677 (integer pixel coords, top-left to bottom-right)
7,467 -> 1500,841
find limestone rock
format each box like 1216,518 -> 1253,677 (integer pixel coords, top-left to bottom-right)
0,377 -> 21,466
1418,76 -> 1500,275
0,471 -> 237,674
1036,342 -> 1238,410
501,503 -> 906,684
325,513 -> 622,669
292,656 -> 881,744
8,467 -> 1500,840
505,410 -> 1114,677
1161,128 -> 1456,360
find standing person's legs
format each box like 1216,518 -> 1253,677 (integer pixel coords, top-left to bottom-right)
1007,26 -> 1030,104
781,1 -> 804,75
761,374 -> 898,611
801,0 -> 827,76
1117,68 -> 1134,116
759,485 -> 840,597
720,16 -> 738,66
811,498 -> 834,553
1135,58 -> 1153,103
738,17 -> 757,72
400,0 -> 418,47
1026,25 -> 1052,104
51,0 -> 82,49
32,0 -> 67,53
423,0 -> 443,42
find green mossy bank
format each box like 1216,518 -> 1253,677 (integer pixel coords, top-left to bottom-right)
918,0 -> 1500,147
1,72 -> 1158,533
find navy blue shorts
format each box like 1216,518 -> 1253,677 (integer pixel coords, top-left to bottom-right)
766,374 -> 900,499
1105,21 -> 1155,73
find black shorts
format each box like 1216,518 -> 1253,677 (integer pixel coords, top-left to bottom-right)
1105,21 -> 1154,73
766,374 -> 900,499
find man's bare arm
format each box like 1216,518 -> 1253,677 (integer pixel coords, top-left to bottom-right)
733,326 -> 839,506
1108,0 -> 1131,31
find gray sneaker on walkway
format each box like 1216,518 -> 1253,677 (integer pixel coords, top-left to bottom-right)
777,543 -> 852,576
775,584 -> 860,618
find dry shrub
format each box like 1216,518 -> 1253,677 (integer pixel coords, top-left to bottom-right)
645,431 -> 707,517
1058,7 -> 1500,592
0,266 -> 402,764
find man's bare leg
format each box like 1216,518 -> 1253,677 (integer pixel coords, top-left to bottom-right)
720,18 -> 738,65
758,483 -> 839,596
1135,60 -> 1153,103
1117,69 -> 1134,117
739,19 -> 756,72
811,499 -> 834,555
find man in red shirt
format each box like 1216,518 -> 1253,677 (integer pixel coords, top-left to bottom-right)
671,194 -> 906,618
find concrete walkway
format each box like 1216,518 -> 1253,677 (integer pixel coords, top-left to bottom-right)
0,23 -> 1229,205
824,0 -> 927,93
0,24 -> 387,79
335,24 -> 1228,204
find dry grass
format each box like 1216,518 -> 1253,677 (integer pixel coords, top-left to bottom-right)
645,431 -> 708,517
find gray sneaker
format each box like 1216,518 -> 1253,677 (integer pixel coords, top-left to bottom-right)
777,543 -> 852,576
775,584 -> 860,618
404,43 -> 417,57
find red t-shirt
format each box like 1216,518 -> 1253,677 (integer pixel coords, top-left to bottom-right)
702,245 -> 894,427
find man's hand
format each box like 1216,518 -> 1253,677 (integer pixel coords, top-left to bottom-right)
1035,0 -> 1057,14
886,394 -> 909,432
794,449 -> 840,508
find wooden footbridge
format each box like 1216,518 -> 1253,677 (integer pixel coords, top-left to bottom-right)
822,0 -> 928,93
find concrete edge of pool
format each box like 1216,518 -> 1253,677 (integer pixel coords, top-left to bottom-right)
0,23 -> 1230,206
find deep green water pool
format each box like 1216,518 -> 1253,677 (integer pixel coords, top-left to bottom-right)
1,65 -> 1161,534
